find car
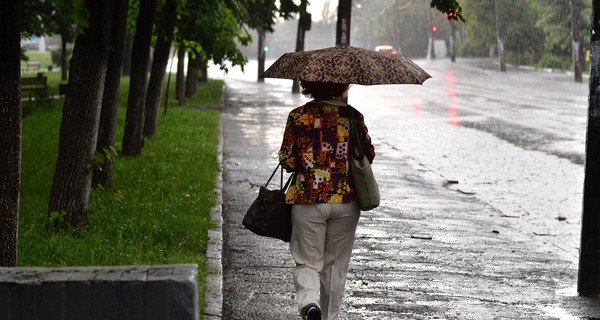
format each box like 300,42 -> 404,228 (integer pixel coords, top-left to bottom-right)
374,45 -> 399,55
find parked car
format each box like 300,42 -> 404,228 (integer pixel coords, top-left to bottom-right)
374,45 -> 399,55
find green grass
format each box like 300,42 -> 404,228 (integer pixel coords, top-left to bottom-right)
18,77 -> 223,317
21,50 -> 54,75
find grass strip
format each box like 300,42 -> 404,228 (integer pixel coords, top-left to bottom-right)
18,77 -> 223,318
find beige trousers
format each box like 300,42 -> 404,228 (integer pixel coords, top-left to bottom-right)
290,202 -> 361,320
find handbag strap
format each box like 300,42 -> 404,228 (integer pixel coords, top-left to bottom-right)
265,163 -> 295,190
349,108 -> 365,160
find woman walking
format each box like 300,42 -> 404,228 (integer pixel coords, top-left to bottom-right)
278,80 -> 375,320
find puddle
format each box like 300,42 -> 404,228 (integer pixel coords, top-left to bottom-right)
556,286 -> 579,297
541,305 -> 579,320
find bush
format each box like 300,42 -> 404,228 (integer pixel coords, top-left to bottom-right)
50,48 -> 73,67
537,53 -> 572,71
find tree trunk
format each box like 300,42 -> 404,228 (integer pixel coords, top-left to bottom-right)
292,0 -> 308,94
176,46 -> 186,106
49,0 -> 115,228
122,32 -> 132,76
93,0 -> 129,188
449,19 -> 456,63
144,0 -> 177,138
579,0 -> 600,297
257,31 -> 265,83
570,0 -> 583,83
60,34 -> 69,81
426,1 -> 435,60
494,0 -> 506,72
185,54 -> 199,99
0,0 -> 22,267
335,0 -> 352,46
200,60 -> 208,84
122,0 -> 157,156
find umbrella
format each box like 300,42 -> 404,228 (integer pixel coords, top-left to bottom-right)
261,45 -> 431,85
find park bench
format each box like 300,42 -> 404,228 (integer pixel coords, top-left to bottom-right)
23,61 -> 41,73
21,75 -> 48,100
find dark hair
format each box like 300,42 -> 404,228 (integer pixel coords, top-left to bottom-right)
300,81 -> 350,101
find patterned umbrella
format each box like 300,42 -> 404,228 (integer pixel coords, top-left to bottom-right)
261,45 -> 431,85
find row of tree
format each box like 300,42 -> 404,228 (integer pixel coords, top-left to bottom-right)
0,0 -> 300,267
0,0 -> 464,267
350,0 -> 588,80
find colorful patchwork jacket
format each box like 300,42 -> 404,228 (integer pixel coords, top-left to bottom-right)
278,100 -> 375,205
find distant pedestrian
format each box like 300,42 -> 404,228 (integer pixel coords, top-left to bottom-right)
278,80 -> 375,320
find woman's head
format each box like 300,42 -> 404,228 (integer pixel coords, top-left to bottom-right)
300,81 -> 350,101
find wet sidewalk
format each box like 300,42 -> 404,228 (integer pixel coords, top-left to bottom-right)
214,78 -> 600,320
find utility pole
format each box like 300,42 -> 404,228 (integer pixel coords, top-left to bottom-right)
336,0 -> 352,46
494,0 -> 506,72
570,0 -> 583,83
292,0 -> 310,93
579,0 -> 600,297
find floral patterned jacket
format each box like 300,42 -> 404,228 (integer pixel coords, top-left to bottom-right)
278,100 -> 375,205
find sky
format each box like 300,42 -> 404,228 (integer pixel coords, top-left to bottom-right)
306,0 -> 337,22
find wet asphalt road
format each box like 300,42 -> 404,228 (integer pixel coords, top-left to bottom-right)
216,58 -> 600,319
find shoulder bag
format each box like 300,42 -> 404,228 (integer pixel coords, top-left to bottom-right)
349,108 -> 380,211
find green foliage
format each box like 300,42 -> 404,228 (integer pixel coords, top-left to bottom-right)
177,1 -> 251,71
531,0 -> 590,56
431,0 -> 465,21
243,0 -> 299,33
538,52 -> 572,70
86,146 -> 119,171
50,48 -> 73,67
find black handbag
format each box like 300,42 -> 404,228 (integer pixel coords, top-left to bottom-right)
243,164 -> 294,242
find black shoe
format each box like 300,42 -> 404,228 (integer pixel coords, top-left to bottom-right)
305,305 -> 321,320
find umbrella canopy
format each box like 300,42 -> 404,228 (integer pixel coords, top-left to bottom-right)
262,45 -> 431,85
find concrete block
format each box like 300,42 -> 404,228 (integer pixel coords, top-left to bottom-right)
168,277 -> 199,320
117,281 -> 144,320
65,281 -> 91,320
0,284 -> 11,320
44,270 -> 72,282
120,270 -> 147,282
91,280 -> 118,320
37,282 -> 65,320
171,265 -> 197,278
143,280 -> 169,320
11,283 -> 37,320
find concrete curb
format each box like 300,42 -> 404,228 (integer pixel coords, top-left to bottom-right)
203,85 -> 225,320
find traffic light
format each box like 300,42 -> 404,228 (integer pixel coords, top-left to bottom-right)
432,25 -> 438,33
263,45 -> 269,53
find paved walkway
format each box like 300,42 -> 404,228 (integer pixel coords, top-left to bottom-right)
210,78 -> 600,320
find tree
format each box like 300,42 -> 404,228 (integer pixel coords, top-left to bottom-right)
0,0 -> 22,267
93,0 -> 130,188
177,0 -> 251,100
52,0 -> 75,81
579,0 -> 600,298
494,0 -> 506,71
175,46 -> 186,105
144,0 -> 177,137
570,0 -> 582,82
49,0 -> 115,228
122,0 -> 157,156
244,0 -> 298,82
